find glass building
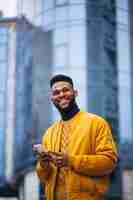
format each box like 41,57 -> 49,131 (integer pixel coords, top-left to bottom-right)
17,0 -> 119,127
117,0 -> 133,143
0,23 -> 8,179
0,16 -> 33,197
17,0 -> 123,199
117,0 -> 133,199
13,17 -> 33,175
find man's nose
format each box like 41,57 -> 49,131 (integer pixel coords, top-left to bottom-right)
59,91 -> 64,97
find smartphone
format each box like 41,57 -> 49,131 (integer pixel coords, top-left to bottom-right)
32,144 -> 43,155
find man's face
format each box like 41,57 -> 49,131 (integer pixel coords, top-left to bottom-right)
51,81 -> 77,110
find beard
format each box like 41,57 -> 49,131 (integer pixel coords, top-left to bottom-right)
53,97 -> 76,113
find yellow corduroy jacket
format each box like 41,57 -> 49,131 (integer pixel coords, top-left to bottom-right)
36,111 -> 118,200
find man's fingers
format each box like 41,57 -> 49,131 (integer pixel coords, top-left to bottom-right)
36,153 -> 52,162
49,151 -> 62,157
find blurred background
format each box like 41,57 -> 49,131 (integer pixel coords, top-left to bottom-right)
0,0 -> 132,199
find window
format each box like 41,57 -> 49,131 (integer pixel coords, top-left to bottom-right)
0,36 -> 8,44
69,26 -> 86,66
69,4 -> 86,21
69,0 -> 85,4
54,45 -> 68,67
56,7 -> 68,22
16,117 -> 25,131
0,46 -> 7,61
0,72 -> 7,91
0,113 -> 5,127
43,0 -> 54,10
52,105 -> 60,121
34,14 -> 43,26
0,27 -> 8,44
0,127 -> 4,176
0,62 -> 7,77
54,28 -> 68,45
43,10 -> 55,27
56,0 -> 68,5
87,86 -> 104,114
16,99 -> 25,113
0,27 -> 8,35
0,94 -> 5,110
35,0 -> 43,15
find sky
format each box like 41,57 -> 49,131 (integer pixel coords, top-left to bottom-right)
0,0 -> 17,17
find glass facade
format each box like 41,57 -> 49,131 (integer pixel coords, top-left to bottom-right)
102,1 -> 118,141
17,0 -> 88,122
13,21 -> 33,174
32,29 -> 53,139
0,26 -> 8,177
117,0 -> 133,143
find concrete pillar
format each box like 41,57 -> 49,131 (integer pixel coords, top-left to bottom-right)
24,171 -> 40,200
5,26 -> 16,180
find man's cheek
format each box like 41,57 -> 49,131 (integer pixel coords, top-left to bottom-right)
51,97 -> 59,103
65,95 -> 74,100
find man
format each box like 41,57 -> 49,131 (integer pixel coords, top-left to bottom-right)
36,74 -> 118,200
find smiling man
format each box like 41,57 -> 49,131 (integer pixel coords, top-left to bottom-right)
36,74 -> 118,200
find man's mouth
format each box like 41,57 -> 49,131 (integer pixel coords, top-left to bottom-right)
59,99 -> 69,106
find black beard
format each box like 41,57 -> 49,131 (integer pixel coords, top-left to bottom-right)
53,97 -> 75,112
53,97 -> 80,121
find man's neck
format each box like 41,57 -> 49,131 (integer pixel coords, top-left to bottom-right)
60,102 -> 80,121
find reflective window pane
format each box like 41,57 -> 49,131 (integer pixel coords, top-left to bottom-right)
54,45 -> 67,67
16,77 -> 24,93
34,14 -> 43,26
69,26 -> 86,66
44,10 -> 55,27
16,117 -> 25,130
0,94 -> 4,110
56,7 -> 68,22
43,0 -> 54,10
52,104 -> 60,121
0,113 -> 4,127
35,0 -> 43,15
0,62 -> 7,76
0,127 -> 4,176
0,27 -> 8,35
0,36 -> 8,44
69,0 -> 86,4
56,0 -> 68,5
53,28 -> 68,45
0,46 -> 7,61
0,69 -> 6,90
69,4 -> 86,21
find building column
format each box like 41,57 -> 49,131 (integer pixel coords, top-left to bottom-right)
20,171 -> 40,200
5,26 -> 16,180
117,0 -> 133,142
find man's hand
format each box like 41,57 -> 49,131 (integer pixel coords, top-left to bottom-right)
37,152 -> 52,168
49,152 -> 69,168
32,144 -> 52,168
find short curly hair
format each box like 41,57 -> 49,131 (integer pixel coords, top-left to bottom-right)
50,74 -> 74,88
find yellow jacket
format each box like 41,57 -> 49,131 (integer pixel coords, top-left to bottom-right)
36,111 -> 118,200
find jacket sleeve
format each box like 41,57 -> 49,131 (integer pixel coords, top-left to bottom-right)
36,130 -> 53,184
68,119 -> 118,177
36,161 -> 53,184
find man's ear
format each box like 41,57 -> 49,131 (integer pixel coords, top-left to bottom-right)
74,89 -> 78,97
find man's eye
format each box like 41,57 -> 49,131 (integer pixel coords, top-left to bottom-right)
62,88 -> 69,93
52,91 -> 60,96
52,88 -> 70,96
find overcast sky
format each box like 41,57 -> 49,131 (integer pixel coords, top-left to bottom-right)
0,0 -> 17,17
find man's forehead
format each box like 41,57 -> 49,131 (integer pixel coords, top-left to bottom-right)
51,81 -> 72,90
